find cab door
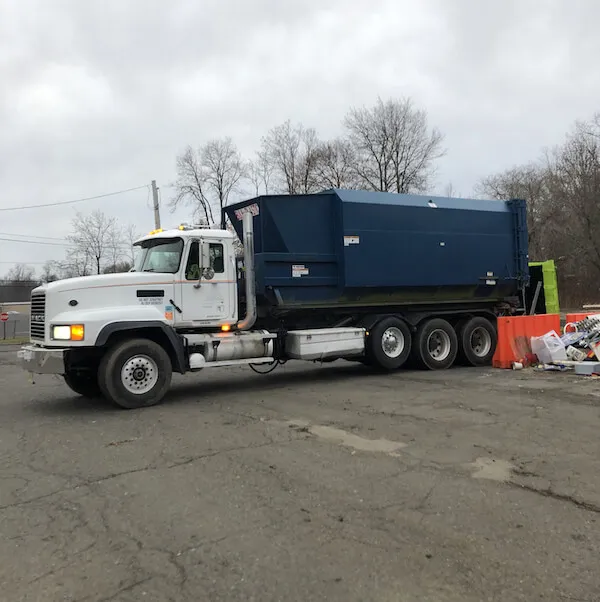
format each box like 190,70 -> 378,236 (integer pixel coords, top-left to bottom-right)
177,238 -> 235,326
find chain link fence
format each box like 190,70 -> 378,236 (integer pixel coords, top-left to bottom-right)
0,282 -> 36,341
0,313 -> 29,340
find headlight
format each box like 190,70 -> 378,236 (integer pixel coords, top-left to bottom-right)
52,324 -> 85,341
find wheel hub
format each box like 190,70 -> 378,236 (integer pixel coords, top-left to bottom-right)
132,367 -> 146,380
121,355 -> 158,395
427,329 -> 452,362
381,327 -> 405,358
470,327 -> 492,357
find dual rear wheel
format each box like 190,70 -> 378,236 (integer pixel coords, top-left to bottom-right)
365,315 -> 496,371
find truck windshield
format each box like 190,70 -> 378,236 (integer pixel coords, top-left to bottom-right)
133,238 -> 184,274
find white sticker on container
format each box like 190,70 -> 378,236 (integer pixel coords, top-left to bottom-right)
292,264 -> 309,278
486,279 -> 497,285
234,203 -> 260,220
344,236 -> 360,246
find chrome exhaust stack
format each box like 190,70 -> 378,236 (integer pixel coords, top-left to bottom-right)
236,211 -> 257,331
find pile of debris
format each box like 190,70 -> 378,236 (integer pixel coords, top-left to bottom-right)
523,316 -> 600,375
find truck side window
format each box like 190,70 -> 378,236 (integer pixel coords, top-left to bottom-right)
185,242 -> 200,280
185,242 -> 224,280
210,243 -> 224,273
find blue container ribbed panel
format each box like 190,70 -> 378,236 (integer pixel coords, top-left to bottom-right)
223,189 -> 528,307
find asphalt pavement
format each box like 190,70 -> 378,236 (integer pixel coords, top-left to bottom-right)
1,351 -> 599,601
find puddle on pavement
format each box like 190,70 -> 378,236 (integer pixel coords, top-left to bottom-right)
281,419 -> 407,455
468,457 -> 514,482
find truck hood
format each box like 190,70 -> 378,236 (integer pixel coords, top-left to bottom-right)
35,272 -> 175,295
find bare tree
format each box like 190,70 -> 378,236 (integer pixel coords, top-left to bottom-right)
582,111 -> 600,139
201,137 -> 245,226
476,163 -> 552,260
124,224 -> 141,266
443,182 -> 457,197
260,120 -> 322,194
477,113 -> 600,306
298,127 -> 321,193
247,160 -> 262,197
246,149 -> 274,196
5,264 -> 36,283
313,138 -> 359,189
107,223 -> 126,272
102,260 -> 133,274
40,261 -> 60,283
171,146 -> 214,226
66,211 -> 124,275
171,139 -> 245,227
56,252 -> 93,278
545,118 -> 600,275
344,96 -> 444,193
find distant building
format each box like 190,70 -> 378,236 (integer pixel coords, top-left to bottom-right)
0,281 -> 38,304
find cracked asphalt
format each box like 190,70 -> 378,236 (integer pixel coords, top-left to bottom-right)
1,348 -> 600,602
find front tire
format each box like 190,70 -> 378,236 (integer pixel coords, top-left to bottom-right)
413,318 -> 458,370
63,370 -> 102,398
98,338 -> 172,409
366,317 -> 411,370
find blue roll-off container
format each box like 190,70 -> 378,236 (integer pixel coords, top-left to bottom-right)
223,189 -> 529,311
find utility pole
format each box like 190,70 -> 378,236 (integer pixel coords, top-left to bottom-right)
151,180 -> 161,229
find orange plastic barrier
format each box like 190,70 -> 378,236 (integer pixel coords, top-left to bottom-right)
493,314 -> 561,369
564,313 -> 600,333
566,312 -> 599,324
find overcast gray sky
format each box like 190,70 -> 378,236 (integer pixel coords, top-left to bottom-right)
1,0 -> 599,274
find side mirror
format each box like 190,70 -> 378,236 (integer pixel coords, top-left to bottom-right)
194,242 -> 213,288
201,242 -> 214,280
200,242 -> 211,269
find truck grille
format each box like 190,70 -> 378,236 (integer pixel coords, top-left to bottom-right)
30,292 -> 46,339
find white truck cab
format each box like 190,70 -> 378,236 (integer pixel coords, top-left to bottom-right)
27,225 -> 239,349
133,226 -> 238,329
17,216 -> 275,409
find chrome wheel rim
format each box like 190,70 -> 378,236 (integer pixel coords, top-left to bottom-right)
381,326 -> 405,358
470,327 -> 492,357
121,355 -> 158,394
427,329 -> 452,362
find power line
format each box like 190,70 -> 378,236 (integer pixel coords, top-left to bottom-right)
0,232 -> 66,241
0,261 -> 48,265
0,236 -> 131,249
0,236 -> 67,247
0,185 -> 148,212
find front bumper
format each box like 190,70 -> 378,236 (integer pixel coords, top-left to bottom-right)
17,344 -> 67,375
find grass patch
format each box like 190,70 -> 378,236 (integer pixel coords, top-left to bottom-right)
0,337 -> 28,345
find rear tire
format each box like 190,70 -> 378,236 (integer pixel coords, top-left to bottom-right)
63,370 -> 102,398
457,317 -> 497,366
98,338 -> 172,409
413,318 -> 458,370
366,317 -> 411,370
